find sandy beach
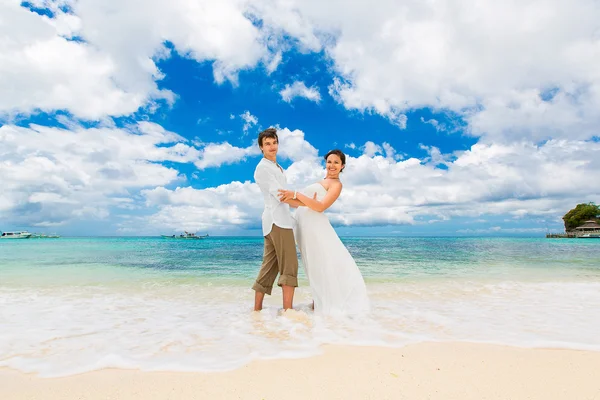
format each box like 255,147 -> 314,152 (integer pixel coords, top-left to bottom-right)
1,342 -> 599,400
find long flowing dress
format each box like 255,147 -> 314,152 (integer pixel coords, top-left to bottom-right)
294,183 -> 370,315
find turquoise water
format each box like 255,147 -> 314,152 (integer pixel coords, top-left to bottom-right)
1,237 -> 599,376
2,236 -> 599,282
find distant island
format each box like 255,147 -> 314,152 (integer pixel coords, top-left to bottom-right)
563,203 -> 600,231
547,203 -> 600,238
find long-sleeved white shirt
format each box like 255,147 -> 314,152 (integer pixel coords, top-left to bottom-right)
254,158 -> 295,236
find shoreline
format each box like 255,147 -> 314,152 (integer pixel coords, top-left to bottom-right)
2,342 -> 599,400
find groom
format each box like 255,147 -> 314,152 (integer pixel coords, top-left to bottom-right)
252,128 -> 299,311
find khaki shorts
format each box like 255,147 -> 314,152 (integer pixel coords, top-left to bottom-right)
252,224 -> 298,295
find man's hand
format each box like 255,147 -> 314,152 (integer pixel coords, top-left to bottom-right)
278,189 -> 294,202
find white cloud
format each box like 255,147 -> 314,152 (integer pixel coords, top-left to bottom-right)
239,110 -> 258,134
266,51 -> 283,74
0,1 -> 174,119
362,142 -> 382,157
275,128 -> 320,163
280,81 -> 321,103
139,137 -> 600,232
256,0 -> 600,141
0,0 -> 282,120
0,122 -> 326,231
0,122 -> 195,227
421,117 -> 446,132
384,109 -> 408,130
120,127 -> 323,232
5,0 -> 599,142
3,119 -> 599,232
0,120 -> 274,228
382,142 -> 401,160
140,182 -> 262,233
194,142 -> 260,170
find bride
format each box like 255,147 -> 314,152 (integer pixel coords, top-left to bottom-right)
278,149 -> 370,315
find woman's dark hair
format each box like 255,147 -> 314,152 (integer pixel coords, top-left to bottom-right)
324,149 -> 346,172
258,128 -> 278,148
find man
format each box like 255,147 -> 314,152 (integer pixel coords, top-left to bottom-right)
252,127 -> 298,311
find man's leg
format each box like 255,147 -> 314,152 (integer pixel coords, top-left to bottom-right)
252,232 -> 278,311
282,285 -> 295,310
271,225 -> 299,310
254,291 -> 266,312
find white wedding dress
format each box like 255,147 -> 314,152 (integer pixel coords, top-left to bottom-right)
294,183 -> 370,315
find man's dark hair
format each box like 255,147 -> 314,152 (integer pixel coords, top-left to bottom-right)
324,149 -> 346,172
258,128 -> 278,148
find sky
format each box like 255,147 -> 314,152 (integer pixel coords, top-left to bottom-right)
1,0 -> 599,237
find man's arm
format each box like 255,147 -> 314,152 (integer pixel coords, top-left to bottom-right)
284,199 -> 305,208
283,192 -> 319,208
255,165 -> 283,203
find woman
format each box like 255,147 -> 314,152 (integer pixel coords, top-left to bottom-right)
278,150 -> 370,315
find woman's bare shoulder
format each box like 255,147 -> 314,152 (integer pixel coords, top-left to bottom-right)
327,179 -> 343,190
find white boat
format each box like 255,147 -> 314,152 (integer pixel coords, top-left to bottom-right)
0,231 -> 32,239
579,233 -> 600,239
161,231 -> 209,240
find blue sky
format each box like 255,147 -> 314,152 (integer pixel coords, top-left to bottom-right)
1,0 -> 599,236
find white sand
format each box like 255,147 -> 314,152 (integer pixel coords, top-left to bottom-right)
1,342 -> 599,400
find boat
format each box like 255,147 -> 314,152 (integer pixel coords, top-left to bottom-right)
579,233 -> 600,239
0,231 -> 32,239
161,231 -> 209,240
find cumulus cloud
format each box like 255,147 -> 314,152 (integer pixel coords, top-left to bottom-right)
323,139 -> 599,227
3,120 -> 598,232
121,137 -> 600,233
140,182 -> 263,233
194,142 -> 260,170
275,127 -> 320,163
0,123 -> 326,231
0,0 -> 282,119
0,1 -> 173,119
0,122 -> 193,226
362,142 -> 382,157
280,81 -> 322,103
255,0 -> 600,141
0,120 -> 273,228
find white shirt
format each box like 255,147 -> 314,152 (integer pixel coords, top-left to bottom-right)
254,158 -> 295,236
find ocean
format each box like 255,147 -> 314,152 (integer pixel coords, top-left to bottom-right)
1,236 -> 599,377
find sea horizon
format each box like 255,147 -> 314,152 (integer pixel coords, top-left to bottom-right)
1,233 -> 554,238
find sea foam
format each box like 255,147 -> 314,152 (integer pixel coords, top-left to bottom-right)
1,278 -> 599,377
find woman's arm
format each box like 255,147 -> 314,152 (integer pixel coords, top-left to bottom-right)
279,182 -> 342,213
